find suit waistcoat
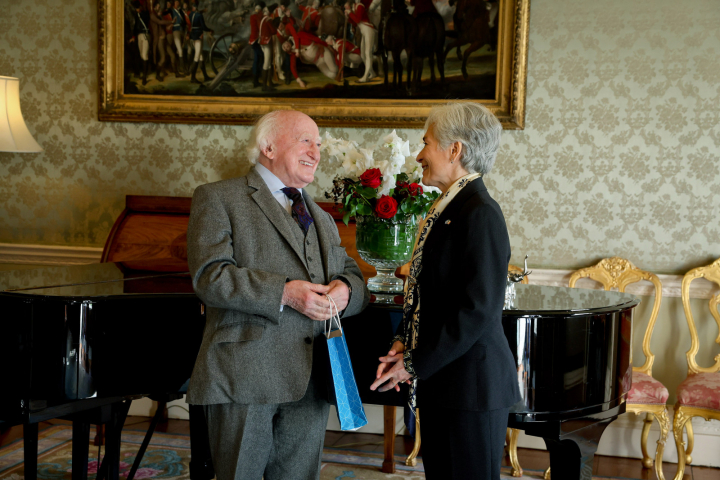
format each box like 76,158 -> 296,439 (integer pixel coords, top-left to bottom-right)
284,209 -> 327,338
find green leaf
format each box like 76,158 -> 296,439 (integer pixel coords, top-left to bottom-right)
343,212 -> 351,225
363,187 -> 377,198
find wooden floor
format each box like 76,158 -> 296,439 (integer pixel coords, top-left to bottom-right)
2,417 -> 719,479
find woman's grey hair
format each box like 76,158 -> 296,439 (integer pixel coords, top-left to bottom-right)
248,111 -> 284,164
424,102 -> 502,175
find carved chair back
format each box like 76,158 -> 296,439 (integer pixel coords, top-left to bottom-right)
681,257 -> 720,376
569,257 -> 662,377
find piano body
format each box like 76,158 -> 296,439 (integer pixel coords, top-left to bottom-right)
0,196 -> 638,480
0,263 -> 205,480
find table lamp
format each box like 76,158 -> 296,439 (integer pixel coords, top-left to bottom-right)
0,76 -> 43,153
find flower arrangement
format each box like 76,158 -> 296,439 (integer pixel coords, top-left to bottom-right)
322,130 -> 440,225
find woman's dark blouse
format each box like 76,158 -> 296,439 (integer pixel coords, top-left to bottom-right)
402,177 -> 522,412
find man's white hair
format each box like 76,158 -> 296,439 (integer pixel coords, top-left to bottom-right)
248,111 -> 285,164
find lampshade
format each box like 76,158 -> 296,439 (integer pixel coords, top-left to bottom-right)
0,76 -> 42,153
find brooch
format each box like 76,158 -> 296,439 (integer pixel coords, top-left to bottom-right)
445,220 -> 451,225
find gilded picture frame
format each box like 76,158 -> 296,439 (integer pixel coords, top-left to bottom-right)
98,0 -> 529,128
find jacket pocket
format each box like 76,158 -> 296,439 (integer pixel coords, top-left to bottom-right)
211,322 -> 264,343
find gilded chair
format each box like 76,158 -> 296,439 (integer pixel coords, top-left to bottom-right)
672,258 -> 720,480
565,257 -> 668,480
403,265 -> 529,477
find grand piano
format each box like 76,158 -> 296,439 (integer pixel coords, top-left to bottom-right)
0,196 -> 638,480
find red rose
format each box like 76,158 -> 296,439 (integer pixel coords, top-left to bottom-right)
359,168 -> 382,188
396,181 -> 409,190
409,183 -> 424,196
375,195 -> 398,219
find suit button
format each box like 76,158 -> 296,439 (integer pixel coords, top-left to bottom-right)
308,256 -> 312,262
310,273 -> 316,278
306,240 -> 311,245
304,337 -> 312,344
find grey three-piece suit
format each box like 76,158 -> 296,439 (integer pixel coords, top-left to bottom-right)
186,167 -> 369,479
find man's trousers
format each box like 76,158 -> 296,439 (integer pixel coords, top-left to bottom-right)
203,375 -> 330,480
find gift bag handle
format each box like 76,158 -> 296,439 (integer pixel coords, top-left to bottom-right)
325,294 -> 343,338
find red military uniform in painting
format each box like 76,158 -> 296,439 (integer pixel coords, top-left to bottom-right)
259,14 -> 277,45
331,38 -> 360,68
299,4 -> 320,32
249,10 -> 262,44
347,1 -> 373,28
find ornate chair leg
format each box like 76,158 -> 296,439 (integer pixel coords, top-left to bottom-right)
507,428 -> 523,477
654,408 -> 670,480
543,466 -> 551,479
684,420 -> 693,465
672,408 -> 691,480
641,412 -> 654,468
405,409 -> 421,467
504,428 -> 511,456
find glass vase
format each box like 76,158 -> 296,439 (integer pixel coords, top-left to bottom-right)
355,214 -> 418,302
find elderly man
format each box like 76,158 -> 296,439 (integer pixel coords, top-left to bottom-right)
186,110 -> 369,480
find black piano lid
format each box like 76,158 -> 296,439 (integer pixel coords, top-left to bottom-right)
506,284 -> 639,315
370,283 -> 639,315
0,260 -> 194,298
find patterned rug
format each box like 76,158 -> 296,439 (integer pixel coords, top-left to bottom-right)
0,425 -> 625,480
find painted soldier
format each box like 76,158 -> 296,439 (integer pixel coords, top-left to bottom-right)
281,24 -> 338,87
169,0 -> 190,75
298,0 -> 321,33
129,1 -> 152,85
258,6 -> 278,91
345,0 -> 376,82
161,1 -> 185,77
326,35 -> 361,71
150,2 -> 173,81
187,0 -> 214,84
248,1 -> 266,88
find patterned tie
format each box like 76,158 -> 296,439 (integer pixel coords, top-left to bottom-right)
281,187 -> 314,235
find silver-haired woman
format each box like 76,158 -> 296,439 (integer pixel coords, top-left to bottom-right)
371,102 -> 521,479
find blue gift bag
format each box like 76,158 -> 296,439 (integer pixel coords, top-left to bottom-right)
325,296 -> 368,431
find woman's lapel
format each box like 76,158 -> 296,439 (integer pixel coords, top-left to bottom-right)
421,177 -> 486,255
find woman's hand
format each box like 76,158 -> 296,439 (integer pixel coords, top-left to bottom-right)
374,340 -> 405,381
371,341 -> 411,392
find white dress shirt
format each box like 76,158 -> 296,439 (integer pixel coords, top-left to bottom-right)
255,162 -> 293,214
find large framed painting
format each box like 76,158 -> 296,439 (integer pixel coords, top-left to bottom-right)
98,0 -> 529,128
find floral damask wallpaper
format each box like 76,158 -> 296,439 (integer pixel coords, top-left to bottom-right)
0,0 -> 718,273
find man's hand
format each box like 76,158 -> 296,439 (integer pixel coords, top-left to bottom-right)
297,78 -> 306,88
326,279 -> 350,312
282,280 -> 331,320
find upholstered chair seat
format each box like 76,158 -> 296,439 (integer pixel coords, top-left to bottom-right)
629,371 -> 670,405
676,372 -> 720,411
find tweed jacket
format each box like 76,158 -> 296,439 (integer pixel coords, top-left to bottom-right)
186,167 -> 369,406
